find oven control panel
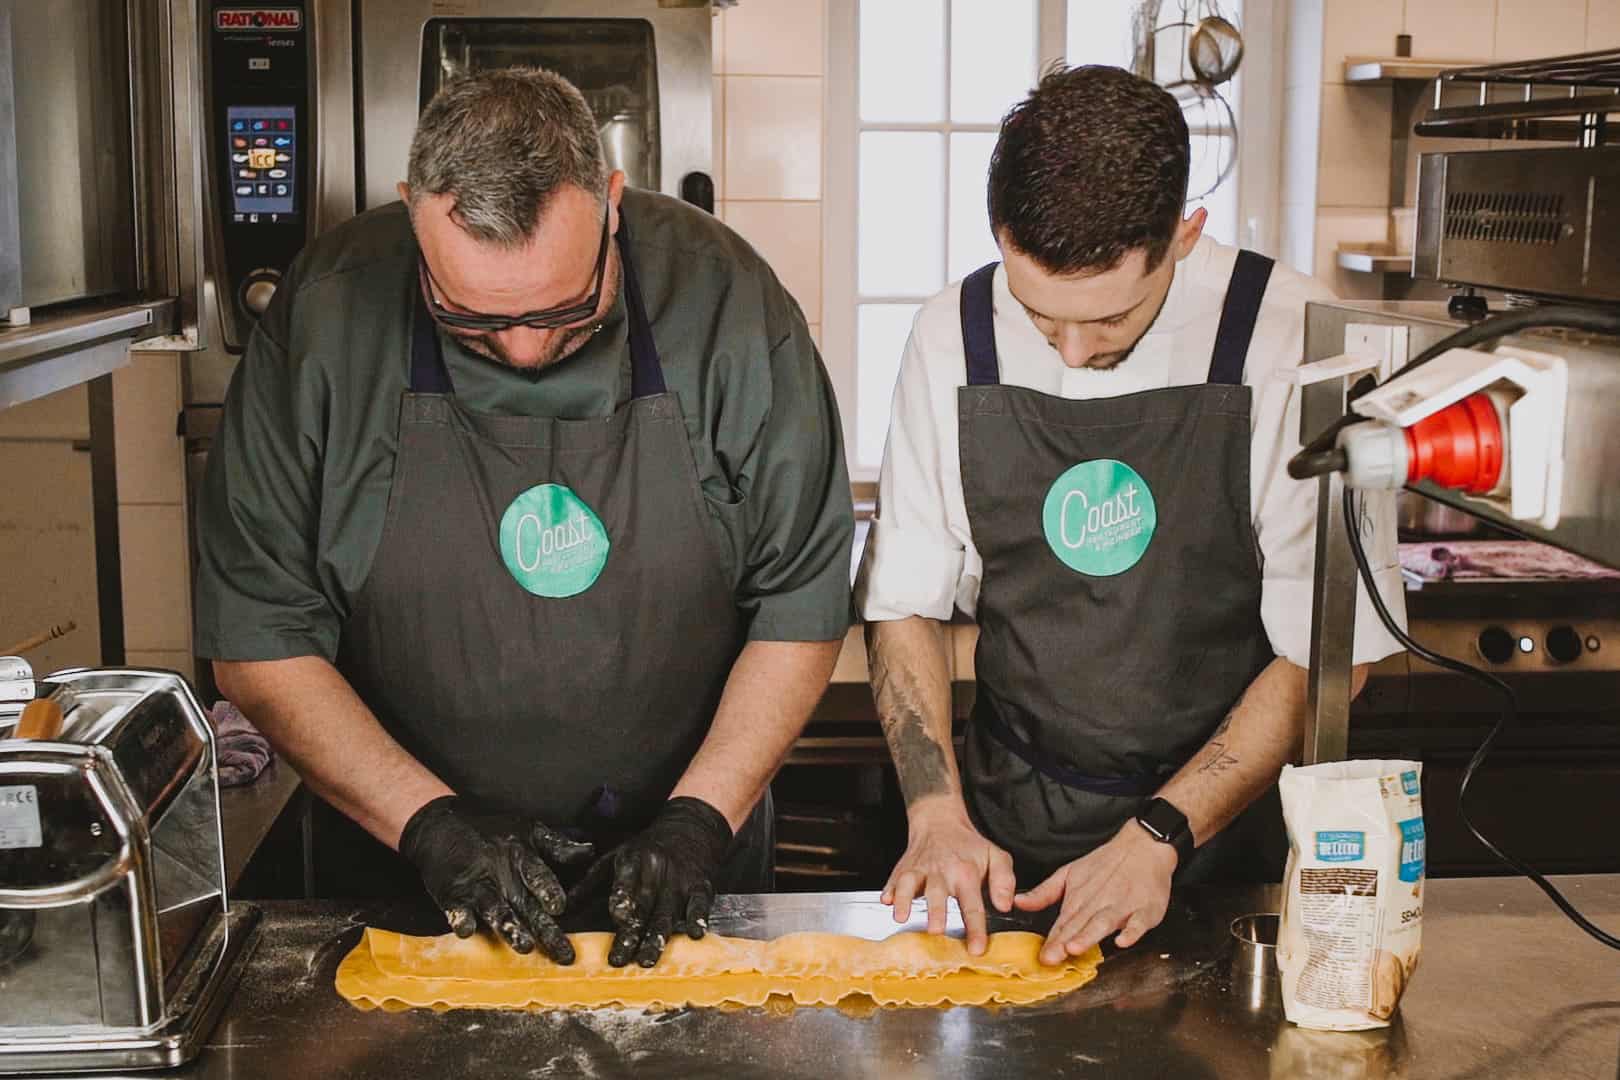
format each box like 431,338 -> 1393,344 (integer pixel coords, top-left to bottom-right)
208,3 -> 313,352
226,105 -> 297,220
1407,619 -> 1619,672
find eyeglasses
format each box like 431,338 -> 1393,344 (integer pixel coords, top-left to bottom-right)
417,206 -> 611,332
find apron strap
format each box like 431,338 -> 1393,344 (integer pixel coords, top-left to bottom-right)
977,702 -> 1162,798
615,217 -> 668,400
409,282 -> 455,394
1206,249 -> 1275,386
959,261 -> 1002,387
406,212 -> 667,400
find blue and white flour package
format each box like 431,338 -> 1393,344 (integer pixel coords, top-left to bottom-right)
1278,760 -> 1425,1031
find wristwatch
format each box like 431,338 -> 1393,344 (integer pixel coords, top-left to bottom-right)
1135,797 -> 1195,868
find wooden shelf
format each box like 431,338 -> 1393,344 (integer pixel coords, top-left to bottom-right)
1343,57 -> 1491,84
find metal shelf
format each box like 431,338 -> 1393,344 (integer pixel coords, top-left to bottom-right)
1417,47 -> 1620,142
1444,47 -> 1620,88
1336,244 -> 1413,274
0,298 -> 176,409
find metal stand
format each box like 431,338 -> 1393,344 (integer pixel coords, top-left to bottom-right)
1304,470 -> 1358,764
87,374 -> 125,666
1300,372 -> 1361,766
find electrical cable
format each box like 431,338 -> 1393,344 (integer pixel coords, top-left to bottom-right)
1388,304 -> 1620,382
1288,447 -> 1348,480
1341,488 -> 1620,950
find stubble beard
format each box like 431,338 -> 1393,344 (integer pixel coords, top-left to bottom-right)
1085,274 -> 1176,371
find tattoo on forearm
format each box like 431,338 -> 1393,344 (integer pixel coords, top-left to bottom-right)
1197,711 -> 1240,775
887,713 -> 952,805
869,637 -> 952,805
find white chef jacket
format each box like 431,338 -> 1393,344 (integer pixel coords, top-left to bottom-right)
854,236 -> 1407,669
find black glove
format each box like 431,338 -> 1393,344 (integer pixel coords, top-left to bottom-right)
575,797 -> 733,968
399,795 -> 594,963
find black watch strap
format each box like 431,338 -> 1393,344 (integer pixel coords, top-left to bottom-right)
1135,797 -> 1196,867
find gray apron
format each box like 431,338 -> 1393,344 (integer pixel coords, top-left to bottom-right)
956,252 -> 1285,887
325,216 -> 773,899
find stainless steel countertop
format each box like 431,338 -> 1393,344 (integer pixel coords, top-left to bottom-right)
102,875 -> 1620,1078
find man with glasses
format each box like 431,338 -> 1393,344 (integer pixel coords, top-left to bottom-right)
195,68 -> 853,969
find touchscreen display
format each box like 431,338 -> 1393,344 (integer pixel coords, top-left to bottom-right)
227,104 -> 297,221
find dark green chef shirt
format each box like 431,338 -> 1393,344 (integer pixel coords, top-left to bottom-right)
194,188 -> 853,661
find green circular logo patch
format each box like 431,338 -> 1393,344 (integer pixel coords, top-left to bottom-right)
498,483 -> 610,598
1041,459 -> 1157,577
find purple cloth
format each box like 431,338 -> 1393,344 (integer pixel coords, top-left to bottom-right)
1399,541 -> 1620,583
209,701 -> 274,787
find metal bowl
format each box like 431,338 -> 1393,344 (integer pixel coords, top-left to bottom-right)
1229,912 -> 1281,1009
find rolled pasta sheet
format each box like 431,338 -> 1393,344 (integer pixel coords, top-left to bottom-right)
336,928 -> 1103,1012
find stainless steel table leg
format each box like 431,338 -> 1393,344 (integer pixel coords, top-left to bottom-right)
1304,470 -> 1358,764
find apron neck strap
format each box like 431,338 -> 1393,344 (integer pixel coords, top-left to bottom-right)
959,261 -> 1002,387
1206,249 -> 1275,387
615,215 -> 667,399
407,210 -> 667,399
409,280 -> 454,394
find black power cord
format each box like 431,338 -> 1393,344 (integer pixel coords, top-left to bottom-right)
1342,488 -> 1620,950
1389,303 -> 1620,380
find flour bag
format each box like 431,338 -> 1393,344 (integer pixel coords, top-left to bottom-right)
1277,760 -> 1425,1031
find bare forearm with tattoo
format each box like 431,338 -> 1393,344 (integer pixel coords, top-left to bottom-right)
866,617 -> 960,815
1157,657 -> 1370,845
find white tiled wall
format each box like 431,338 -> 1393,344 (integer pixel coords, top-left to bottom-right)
1280,0 -> 1619,297
1494,0 -> 1590,60
1590,1 -> 1620,47
0,353 -> 192,680
0,387 -> 101,675
1320,0 -> 1406,68
722,76 -> 824,202
717,0 -> 826,77
712,0 -> 827,339
1314,83 -> 1393,211
1402,0 -> 1497,59
723,200 -> 824,324
117,504 -> 191,655
111,354 -> 193,681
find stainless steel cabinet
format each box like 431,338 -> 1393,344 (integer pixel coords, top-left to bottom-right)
4,0 -> 138,310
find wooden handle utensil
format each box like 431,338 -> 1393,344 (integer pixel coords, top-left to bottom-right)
14,698 -> 64,740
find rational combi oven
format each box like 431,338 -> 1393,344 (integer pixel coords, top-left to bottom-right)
189,0 -> 715,379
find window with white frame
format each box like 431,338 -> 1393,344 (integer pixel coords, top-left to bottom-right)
826,0 -> 1260,476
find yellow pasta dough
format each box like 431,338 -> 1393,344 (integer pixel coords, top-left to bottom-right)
335,927 -> 1102,1012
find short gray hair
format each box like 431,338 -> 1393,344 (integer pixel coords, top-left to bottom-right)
407,67 -> 607,247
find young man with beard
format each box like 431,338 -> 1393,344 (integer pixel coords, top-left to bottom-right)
856,65 -> 1404,965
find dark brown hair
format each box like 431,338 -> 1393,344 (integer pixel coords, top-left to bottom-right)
987,65 -> 1190,275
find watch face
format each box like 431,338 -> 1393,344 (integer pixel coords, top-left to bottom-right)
1138,814 -> 1169,841
1140,799 -> 1186,841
